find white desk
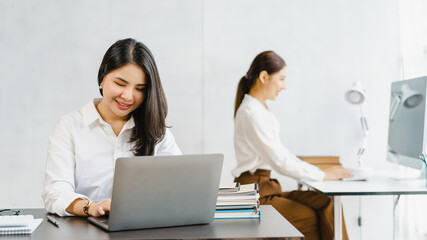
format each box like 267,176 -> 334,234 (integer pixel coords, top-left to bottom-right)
298,176 -> 427,240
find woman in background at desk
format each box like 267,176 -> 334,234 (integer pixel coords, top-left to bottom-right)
232,51 -> 353,240
43,38 -> 181,217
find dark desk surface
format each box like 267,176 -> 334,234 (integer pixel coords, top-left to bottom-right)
3,205 -> 303,240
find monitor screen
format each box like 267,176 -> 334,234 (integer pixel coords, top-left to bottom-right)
387,76 -> 427,170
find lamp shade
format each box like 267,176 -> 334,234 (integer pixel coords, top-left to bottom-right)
345,81 -> 365,105
401,84 -> 423,108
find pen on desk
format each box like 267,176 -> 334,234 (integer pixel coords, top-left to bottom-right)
47,215 -> 60,228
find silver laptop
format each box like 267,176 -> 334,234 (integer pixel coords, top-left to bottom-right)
88,154 -> 223,231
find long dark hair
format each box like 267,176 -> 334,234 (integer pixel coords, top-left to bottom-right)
98,38 -> 167,156
234,51 -> 286,117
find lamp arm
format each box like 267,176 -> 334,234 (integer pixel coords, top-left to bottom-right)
357,136 -> 368,167
389,94 -> 401,122
359,105 -> 369,135
357,105 -> 369,166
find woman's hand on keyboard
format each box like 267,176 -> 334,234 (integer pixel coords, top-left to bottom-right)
323,166 -> 354,180
89,199 -> 111,217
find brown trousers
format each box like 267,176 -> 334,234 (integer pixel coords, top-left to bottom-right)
235,170 -> 349,240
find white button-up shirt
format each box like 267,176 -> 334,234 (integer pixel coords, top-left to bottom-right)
43,99 -> 182,216
232,94 -> 325,181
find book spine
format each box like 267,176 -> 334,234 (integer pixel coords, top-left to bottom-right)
214,209 -> 261,220
0,229 -> 31,235
214,216 -> 260,219
215,208 -> 257,213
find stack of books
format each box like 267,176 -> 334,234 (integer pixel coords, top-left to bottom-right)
215,182 -> 260,219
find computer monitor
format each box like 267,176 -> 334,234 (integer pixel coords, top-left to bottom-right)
387,76 -> 427,172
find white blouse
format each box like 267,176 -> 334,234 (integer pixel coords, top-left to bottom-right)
42,99 -> 182,216
232,94 -> 325,181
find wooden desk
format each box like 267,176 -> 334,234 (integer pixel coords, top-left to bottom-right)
298,156 -> 341,170
7,205 -> 303,239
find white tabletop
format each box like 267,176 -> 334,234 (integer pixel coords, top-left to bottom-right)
299,176 -> 427,196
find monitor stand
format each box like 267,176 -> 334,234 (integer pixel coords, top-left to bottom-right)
389,164 -> 426,184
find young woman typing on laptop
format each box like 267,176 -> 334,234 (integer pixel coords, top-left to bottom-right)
232,51 -> 353,240
42,38 -> 181,217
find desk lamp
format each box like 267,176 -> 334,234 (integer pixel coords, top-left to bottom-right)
345,81 -> 372,176
389,84 -> 424,122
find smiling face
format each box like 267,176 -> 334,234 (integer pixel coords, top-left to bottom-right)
264,67 -> 287,101
97,63 -> 147,122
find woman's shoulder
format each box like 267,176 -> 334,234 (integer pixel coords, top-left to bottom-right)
236,98 -> 265,120
54,100 -> 97,130
154,127 -> 182,155
236,98 -> 274,130
236,104 -> 253,120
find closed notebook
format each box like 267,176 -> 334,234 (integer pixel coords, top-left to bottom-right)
218,183 -> 258,195
0,217 -> 42,235
214,208 -> 261,219
219,182 -> 241,192
217,193 -> 260,201
216,204 -> 259,210
216,199 -> 259,205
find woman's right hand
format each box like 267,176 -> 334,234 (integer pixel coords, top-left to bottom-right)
323,166 -> 354,180
88,199 -> 111,217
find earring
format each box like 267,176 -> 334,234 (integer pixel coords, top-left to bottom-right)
99,85 -> 103,90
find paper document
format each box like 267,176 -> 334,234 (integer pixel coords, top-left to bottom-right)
0,217 -> 42,235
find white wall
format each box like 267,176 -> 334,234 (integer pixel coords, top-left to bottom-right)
1,0 -> 402,239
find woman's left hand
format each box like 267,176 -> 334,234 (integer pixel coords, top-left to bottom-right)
88,199 -> 111,217
323,166 -> 354,180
